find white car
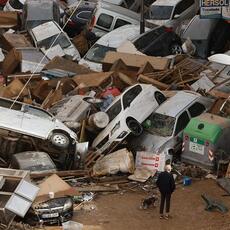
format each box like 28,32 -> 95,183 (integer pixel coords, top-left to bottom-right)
29,21 -> 81,61
0,97 -> 77,149
130,91 -> 214,163
148,0 -> 198,30
79,24 -> 150,72
92,84 -> 166,154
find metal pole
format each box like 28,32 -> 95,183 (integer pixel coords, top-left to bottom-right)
140,0 -> 145,34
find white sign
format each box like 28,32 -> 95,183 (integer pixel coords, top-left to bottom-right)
135,152 -> 166,172
200,0 -> 230,19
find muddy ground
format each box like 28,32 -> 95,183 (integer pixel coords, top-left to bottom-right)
74,179 -> 230,230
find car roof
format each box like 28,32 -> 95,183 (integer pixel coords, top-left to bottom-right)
99,1 -> 140,20
155,91 -> 200,117
152,0 -> 181,6
31,21 -> 60,41
96,25 -> 147,47
105,84 -> 158,112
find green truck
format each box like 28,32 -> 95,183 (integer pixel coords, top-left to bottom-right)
181,113 -> 230,169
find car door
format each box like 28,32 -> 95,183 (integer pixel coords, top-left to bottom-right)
0,99 -> 23,133
173,111 -> 190,153
21,105 -> 55,139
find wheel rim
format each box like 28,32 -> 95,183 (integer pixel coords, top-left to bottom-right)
53,134 -> 67,145
171,44 -> 182,54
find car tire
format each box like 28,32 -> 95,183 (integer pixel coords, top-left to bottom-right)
50,132 -> 70,149
170,43 -> 183,55
127,119 -> 143,136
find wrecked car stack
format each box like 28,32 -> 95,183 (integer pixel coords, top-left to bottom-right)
0,0 -> 230,228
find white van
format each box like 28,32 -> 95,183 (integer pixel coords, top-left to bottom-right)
148,0 -> 198,30
92,1 -> 140,38
79,24 -> 149,71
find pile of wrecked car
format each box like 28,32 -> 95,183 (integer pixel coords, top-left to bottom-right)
0,0 -> 229,228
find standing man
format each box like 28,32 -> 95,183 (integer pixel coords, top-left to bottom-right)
156,164 -> 175,219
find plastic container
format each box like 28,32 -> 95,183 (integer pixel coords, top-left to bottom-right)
183,176 -> 192,186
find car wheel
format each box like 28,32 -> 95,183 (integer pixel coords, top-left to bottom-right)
170,43 -> 183,55
127,119 -> 143,136
50,133 -> 70,149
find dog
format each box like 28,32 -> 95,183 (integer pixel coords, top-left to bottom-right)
140,195 -> 158,209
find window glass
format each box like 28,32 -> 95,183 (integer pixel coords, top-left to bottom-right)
9,0 -> 23,9
123,85 -> 142,109
174,0 -> 194,16
85,44 -> 116,63
134,27 -> 165,50
175,111 -> 189,135
155,91 -> 166,105
0,98 -> 22,110
38,33 -> 71,49
114,18 -> 130,29
97,13 -> 113,29
146,113 -> 176,136
188,102 -> 205,117
126,0 -> 134,8
78,11 -> 91,20
106,99 -> 122,122
150,5 -> 174,20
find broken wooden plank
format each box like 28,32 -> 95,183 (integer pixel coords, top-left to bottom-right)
30,170 -> 88,179
103,51 -> 170,71
137,74 -> 169,90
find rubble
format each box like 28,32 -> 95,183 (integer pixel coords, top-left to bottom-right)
0,1 -> 229,228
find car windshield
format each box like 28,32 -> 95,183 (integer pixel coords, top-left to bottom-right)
106,99 -> 122,122
37,33 -> 71,50
150,6 -> 173,20
147,113 -> 175,136
85,44 -> 116,63
24,106 -> 53,120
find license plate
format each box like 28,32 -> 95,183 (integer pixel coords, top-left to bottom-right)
42,213 -> 59,218
189,141 -> 204,155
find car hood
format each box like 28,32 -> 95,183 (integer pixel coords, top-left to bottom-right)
133,131 -> 171,152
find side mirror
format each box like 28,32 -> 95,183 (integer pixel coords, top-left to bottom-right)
174,14 -> 180,19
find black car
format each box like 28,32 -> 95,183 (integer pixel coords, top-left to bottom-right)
24,197 -> 73,225
63,0 -> 96,37
133,25 -> 182,56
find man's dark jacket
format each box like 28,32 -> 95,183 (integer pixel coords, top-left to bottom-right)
156,171 -> 175,194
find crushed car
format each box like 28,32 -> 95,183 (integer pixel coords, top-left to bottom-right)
10,151 -> 57,174
29,21 -> 81,61
92,84 -> 166,154
0,97 -> 78,149
21,0 -> 61,30
24,197 -> 73,225
130,91 -> 214,163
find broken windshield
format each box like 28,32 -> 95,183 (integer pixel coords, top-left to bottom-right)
85,44 -> 116,63
150,6 -> 173,20
37,33 -> 71,50
147,113 -> 175,136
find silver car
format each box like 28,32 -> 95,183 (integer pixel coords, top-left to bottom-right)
0,97 -> 77,149
130,91 -> 214,163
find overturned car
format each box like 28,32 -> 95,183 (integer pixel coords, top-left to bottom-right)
92,84 -> 166,154
0,97 -> 78,149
